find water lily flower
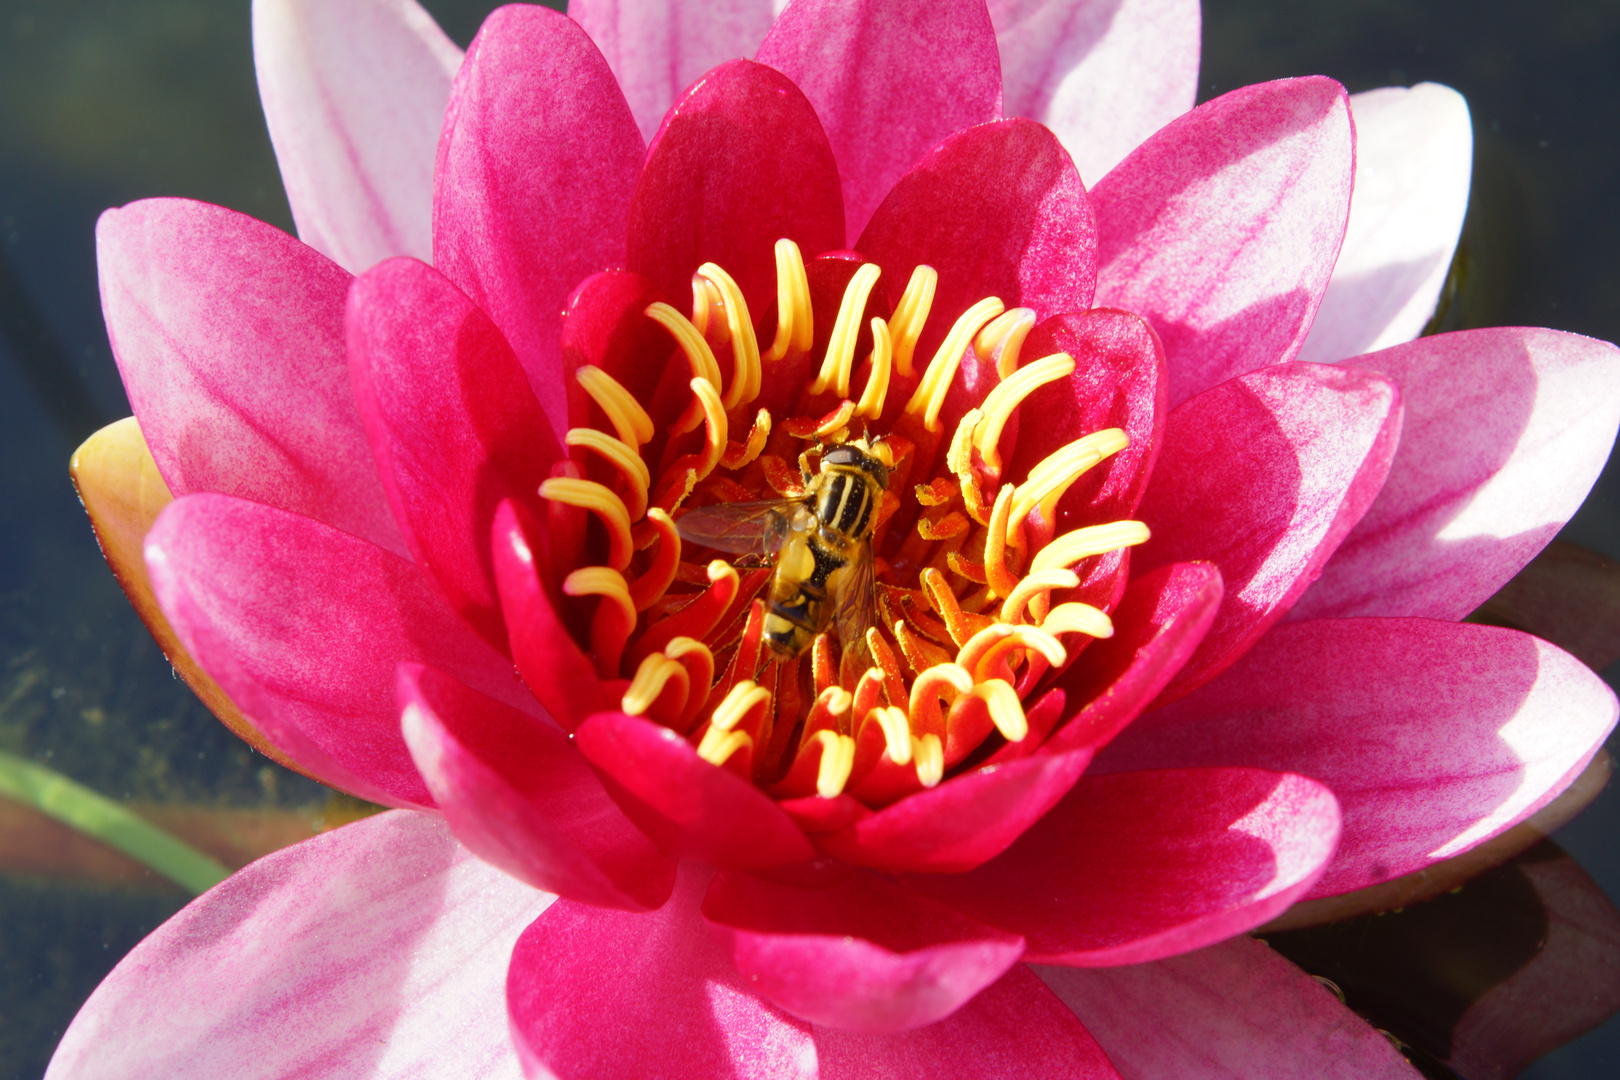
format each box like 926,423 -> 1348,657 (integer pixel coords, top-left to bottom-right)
52,0 -> 1620,1077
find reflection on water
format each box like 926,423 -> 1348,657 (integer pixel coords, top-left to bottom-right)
1,1 -> 1618,1077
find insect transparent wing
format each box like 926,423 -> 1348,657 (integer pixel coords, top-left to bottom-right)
833,540 -> 876,664
674,499 -> 801,556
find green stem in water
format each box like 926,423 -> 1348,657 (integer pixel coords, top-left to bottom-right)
0,750 -> 230,894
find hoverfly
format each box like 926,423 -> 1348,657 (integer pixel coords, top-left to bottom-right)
675,437 -> 890,660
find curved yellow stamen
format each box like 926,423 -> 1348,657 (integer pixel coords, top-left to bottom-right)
697,726 -> 752,768
854,317 -> 893,419
691,275 -> 724,338
903,297 -> 1005,432
721,409 -> 771,471
711,679 -> 772,733
696,262 -> 761,409
688,377 -> 729,483
663,636 -> 715,730
565,428 -> 651,519
1008,429 -> 1130,545
540,477 -> 634,571
866,706 -> 913,766
920,567 -> 992,648
1030,520 -> 1151,575
865,626 -> 907,708
893,619 -> 954,675
886,265 -> 938,378
627,508 -> 680,611
975,307 -> 1037,380
912,733 -> 944,788
983,483 -> 1021,597
908,662 -> 974,736
969,679 -> 1029,742
621,655 -> 689,720
810,729 -> 856,798
763,239 -> 813,363
999,568 -> 1080,624
958,623 -> 1066,683
973,352 -> 1076,473
812,263 -> 882,397
562,566 -> 636,678
1040,602 -> 1115,639
647,302 -> 723,433
575,366 -> 653,448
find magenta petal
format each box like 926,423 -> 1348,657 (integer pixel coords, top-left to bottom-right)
574,711 -> 815,870
627,58 -> 845,319
1048,561 -> 1223,754
858,118 -> 1097,371
702,870 -> 1024,1032
399,663 -> 675,912
1095,618 -> 1620,898
348,256 -> 560,652
1091,77 -> 1355,407
990,0 -> 1200,185
910,767 -> 1339,966
253,0 -> 461,273
1038,936 -> 1420,1080
1291,327 -> 1620,622
1006,308 -> 1166,528
570,0 -> 778,143
756,0 -> 1002,239
435,4 -> 644,439
508,864 -> 818,1079
96,198 -> 404,555
812,965 -> 1123,1078
1134,362 -> 1401,700
815,748 -> 1093,873
46,812 -> 549,1080
146,493 -> 534,809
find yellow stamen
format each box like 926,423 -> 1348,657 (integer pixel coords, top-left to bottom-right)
1040,602 -> 1115,639
697,726 -> 752,768
969,679 -> 1029,742
1030,521 -> 1151,575
973,352 -> 1076,473
917,511 -> 969,542
957,623 -> 1066,682
621,654 -> 689,720
810,729 -> 856,798
646,302 -> 723,433
865,627 -> 908,708
687,377 -> 728,482
912,733 -> 944,788
711,679 -> 772,732
575,366 -> 653,448
886,265 -> 938,378
904,297 -> 1006,432
691,275 -> 724,338
945,407 -> 991,525
908,662 -> 974,736
914,477 -> 957,506
627,508 -> 680,611
696,263 -> 761,409
812,263 -> 882,398
562,566 -> 636,678
975,307 -> 1037,380
663,636 -> 715,730
866,706 -> 913,766
565,428 -> 651,519
763,239 -> 813,363
812,400 -> 858,439
1008,429 -> 1129,545
999,568 -> 1080,624
540,477 -> 634,571
920,567 -> 993,647
983,483 -> 1021,597
893,619 -> 954,674
854,318 -> 893,418
720,409 -> 771,471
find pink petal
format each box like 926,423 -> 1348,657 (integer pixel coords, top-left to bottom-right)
435,4 -> 645,439
1091,77 -> 1355,408
756,0 -> 1002,239
1094,618 -> 1620,898
702,870 -> 1024,1032
1005,308 -> 1166,530
507,863 -> 819,1079
812,965 -> 1123,1078
399,662 -> 675,912
146,493 -> 534,809
1134,362 -> 1401,700
814,748 -> 1093,873
908,767 -> 1339,966
574,711 -> 816,870
348,256 -> 560,652
990,0 -> 1200,184
627,58 -> 846,320
569,0 -> 779,144
1290,328 -> 1620,622
253,0 -> 461,274
1297,84 -> 1473,365
1047,561 -> 1223,755
1037,936 -> 1421,1080
857,118 -> 1097,377
96,198 -> 405,556
490,497 -> 616,729
46,812 -> 548,1080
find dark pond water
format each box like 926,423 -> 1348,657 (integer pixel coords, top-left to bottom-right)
1,1 -> 1616,1077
